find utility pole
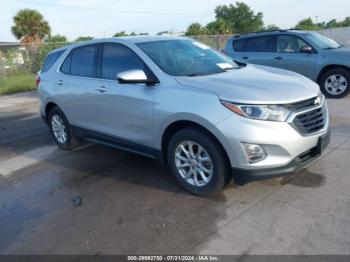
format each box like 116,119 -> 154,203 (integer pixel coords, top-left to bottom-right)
315,15 -> 318,25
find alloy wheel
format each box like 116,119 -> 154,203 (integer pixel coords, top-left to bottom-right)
174,141 -> 213,187
51,114 -> 67,144
324,74 -> 348,95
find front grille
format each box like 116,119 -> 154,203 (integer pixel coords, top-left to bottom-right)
292,104 -> 327,135
285,97 -> 317,112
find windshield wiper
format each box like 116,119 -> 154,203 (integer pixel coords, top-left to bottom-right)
186,67 -> 236,77
324,46 -> 341,50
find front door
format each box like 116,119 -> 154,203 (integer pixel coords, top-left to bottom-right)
275,35 -> 318,79
91,43 -> 155,148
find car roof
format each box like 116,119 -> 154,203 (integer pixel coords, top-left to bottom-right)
230,29 -> 310,40
47,36 -> 190,56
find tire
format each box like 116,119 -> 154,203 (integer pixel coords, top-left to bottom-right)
48,107 -> 79,150
167,127 -> 231,196
318,68 -> 350,99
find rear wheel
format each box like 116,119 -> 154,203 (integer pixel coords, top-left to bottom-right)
319,68 -> 350,98
167,128 -> 231,196
48,107 -> 79,150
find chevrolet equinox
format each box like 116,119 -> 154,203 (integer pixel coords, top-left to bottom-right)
38,36 -> 330,196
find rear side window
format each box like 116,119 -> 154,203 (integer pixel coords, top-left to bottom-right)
233,36 -> 276,52
61,45 -> 98,77
101,43 -> 145,80
42,50 -> 64,73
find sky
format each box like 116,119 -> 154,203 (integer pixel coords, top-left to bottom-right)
1,0 -> 350,42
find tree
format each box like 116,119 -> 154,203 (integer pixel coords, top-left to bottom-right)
295,18 -> 318,30
214,2 -> 264,34
206,19 -> 232,35
325,19 -> 337,28
11,9 -> 50,43
185,23 -> 206,36
263,24 -> 280,31
75,36 -> 94,42
340,17 -> 350,27
47,34 -> 67,43
113,31 -> 128,37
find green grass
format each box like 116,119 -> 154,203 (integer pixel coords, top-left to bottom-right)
0,73 -> 36,95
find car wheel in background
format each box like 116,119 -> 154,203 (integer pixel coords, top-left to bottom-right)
167,127 -> 231,196
319,68 -> 350,98
48,107 -> 79,150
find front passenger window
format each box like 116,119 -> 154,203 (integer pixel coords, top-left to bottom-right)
277,35 -> 309,53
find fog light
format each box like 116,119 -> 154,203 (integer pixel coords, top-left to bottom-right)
240,143 -> 267,163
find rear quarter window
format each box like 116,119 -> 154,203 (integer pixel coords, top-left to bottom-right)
42,50 -> 65,73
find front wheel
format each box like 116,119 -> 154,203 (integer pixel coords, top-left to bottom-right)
319,68 -> 350,98
167,128 -> 231,196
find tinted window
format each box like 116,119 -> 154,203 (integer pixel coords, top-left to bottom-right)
70,45 -> 97,77
42,50 -> 64,73
277,35 -> 309,53
60,53 -> 71,74
101,44 -> 145,80
233,36 -> 276,52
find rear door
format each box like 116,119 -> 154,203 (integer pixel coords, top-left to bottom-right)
55,44 -> 102,131
231,35 -> 279,67
275,34 -> 317,78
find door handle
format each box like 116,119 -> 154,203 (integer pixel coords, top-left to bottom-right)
56,80 -> 64,86
95,86 -> 107,93
242,56 -> 249,60
274,56 -> 283,60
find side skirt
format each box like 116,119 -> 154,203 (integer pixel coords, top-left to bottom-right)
72,126 -> 162,162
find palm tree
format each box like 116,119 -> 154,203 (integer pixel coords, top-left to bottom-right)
11,9 -> 50,44
185,23 -> 206,36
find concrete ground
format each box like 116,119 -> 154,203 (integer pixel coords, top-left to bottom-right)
0,92 -> 349,255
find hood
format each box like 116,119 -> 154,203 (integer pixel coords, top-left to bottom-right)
322,46 -> 350,56
175,64 -> 320,104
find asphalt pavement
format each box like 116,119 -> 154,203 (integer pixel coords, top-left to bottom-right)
0,92 -> 349,255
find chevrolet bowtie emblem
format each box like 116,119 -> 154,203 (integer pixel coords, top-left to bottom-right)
314,96 -> 322,105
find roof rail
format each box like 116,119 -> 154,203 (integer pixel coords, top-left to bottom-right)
233,28 -> 300,38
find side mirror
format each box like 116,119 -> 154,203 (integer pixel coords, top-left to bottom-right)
301,46 -> 313,53
117,69 -> 157,85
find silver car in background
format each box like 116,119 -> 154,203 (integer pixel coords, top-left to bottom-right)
224,30 -> 350,99
38,36 -> 330,196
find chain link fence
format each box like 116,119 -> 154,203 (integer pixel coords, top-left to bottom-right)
0,42 -> 68,94
0,28 -> 349,94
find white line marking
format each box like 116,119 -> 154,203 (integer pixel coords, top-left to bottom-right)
0,145 -> 57,177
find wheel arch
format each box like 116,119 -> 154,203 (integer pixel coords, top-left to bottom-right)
160,120 -> 232,169
317,64 -> 350,83
44,101 -> 59,120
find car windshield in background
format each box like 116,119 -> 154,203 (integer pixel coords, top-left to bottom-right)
137,39 -> 238,77
304,32 -> 341,50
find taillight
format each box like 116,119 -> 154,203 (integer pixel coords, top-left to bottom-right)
36,75 -> 40,87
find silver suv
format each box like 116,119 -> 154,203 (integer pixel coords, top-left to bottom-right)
224,30 -> 350,99
38,36 -> 330,196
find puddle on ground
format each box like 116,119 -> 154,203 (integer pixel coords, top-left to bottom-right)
280,169 -> 326,188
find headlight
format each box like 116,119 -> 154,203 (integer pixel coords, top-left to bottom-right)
221,101 -> 291,122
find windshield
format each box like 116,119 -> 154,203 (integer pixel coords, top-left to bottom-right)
137,39 -> 238,76
304,32 -> 341,50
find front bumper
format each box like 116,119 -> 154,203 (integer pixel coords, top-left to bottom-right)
232,129 -> 330,185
